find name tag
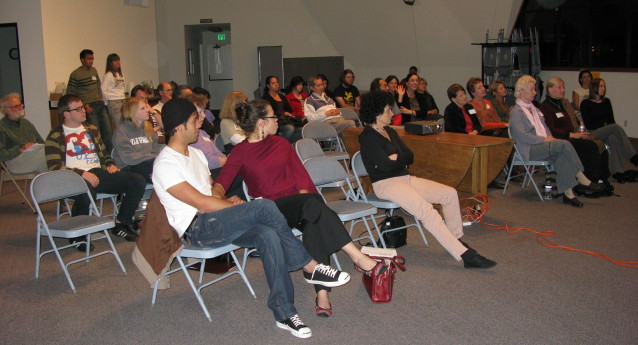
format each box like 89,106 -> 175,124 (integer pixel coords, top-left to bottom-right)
486,104 -> 491,109
91,76 -> 97,81
468,109 -> 477,114
555,112 -> 564,118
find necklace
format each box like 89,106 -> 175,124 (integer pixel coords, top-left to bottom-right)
547,97 -> 563,110
371,124 -> 385,133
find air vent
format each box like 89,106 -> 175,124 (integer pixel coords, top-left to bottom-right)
123,0 -> 149,8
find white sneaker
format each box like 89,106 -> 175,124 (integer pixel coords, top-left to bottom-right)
276,314 -> 312,338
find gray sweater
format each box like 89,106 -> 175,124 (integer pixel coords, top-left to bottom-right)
112,120 -> 159,168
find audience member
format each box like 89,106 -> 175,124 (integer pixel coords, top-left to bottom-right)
219,91 -> 248,153
152,82 -> 173,113
213,99 -> 383,317
358,90 -> 496,269
333,69 -> 361,110
488,80 -> 510,122
45,94 -> 145,246
443,84 -> 481,135
398,72 -> 442,123
153,98 -> 349,339
538,77 -> 610,189
284,76 -> 308,118
508,75 -> 604,207
580,78 -> 638,182
466,77 -> 507,136
304,75 -> 355,134
572,69 -> 592,111
102,53 -> 126,129
261,75 -> 300,143
177,85 -> 192,99
317,74 -> 335,100
131,84 -> 164,138
416,77 -> 439,114
0,93 -> 47,174
112,97 -> 159,183
191,87 -> 216,138
67,49 -> 113,152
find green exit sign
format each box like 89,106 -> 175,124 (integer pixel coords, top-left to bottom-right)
217,34 -> 226,41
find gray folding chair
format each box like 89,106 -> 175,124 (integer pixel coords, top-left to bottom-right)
339,108 -> 362,127
1,161 -> 37,212
295,138 -> 356,201
301,122 -> 350,170
350,151 -> 428,248
152,241 -> 256,322
31,170 -> 127,293
240,181 -> 341,270
503,129 -> 554,201
303,156 -> 382,247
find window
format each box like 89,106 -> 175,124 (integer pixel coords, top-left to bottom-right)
515,0 -> 638,68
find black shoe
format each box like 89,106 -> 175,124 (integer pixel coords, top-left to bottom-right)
110,223 -> 138,242
562,195 -> 584,208
69,238 -> 94,252
276,314 -> 312,338
577,182 -> 604,192
461,249 -> 497,269
303,263 -> 350,287
459,239 -> 474,251
612,173 -> 626,184
573,185 -> 600,198
488,181 -> 505,189
630,154 -> 638,167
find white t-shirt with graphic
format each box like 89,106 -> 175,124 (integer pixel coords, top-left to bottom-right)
63,125 -> 100,171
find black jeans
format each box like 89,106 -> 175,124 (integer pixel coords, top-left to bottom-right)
122,158 -> 155,184
71,168 -> 146,225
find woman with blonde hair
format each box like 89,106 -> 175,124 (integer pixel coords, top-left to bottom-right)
509,75 -> 603,207
111,97 -> 159,183
488,80 -> 509,122
219,91 -> 248,153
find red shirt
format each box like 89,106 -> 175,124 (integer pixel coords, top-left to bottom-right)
285,91 -> 308,118
215,135 -> 317,200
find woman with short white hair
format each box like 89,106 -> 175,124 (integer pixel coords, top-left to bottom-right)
508,75 -> 603,207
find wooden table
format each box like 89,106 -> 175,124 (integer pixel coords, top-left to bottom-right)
343,127 -> 513,195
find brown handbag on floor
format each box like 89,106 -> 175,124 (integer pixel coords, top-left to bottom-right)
362,255 -> 406,303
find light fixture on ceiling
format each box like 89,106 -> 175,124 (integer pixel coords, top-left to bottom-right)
403,0 -> 415,5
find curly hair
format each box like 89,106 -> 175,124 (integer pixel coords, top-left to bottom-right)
514,75 -> 536,98
359,90 -> 395,125
234,99 -> 270,134
447,84 -> 466,101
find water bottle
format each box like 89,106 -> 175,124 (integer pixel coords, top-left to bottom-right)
579,123 -> 586,133
543,180 -> 553,200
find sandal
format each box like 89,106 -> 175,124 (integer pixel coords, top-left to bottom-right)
315,297 -> 332,317
354,261 -> 387,277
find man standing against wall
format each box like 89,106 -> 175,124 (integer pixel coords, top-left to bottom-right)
67,49 -> 113,152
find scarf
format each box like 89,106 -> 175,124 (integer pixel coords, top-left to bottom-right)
516,98 -> 547,138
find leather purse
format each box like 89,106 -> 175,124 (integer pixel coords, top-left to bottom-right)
376,215 -> 407,248
362,255 -> 406,303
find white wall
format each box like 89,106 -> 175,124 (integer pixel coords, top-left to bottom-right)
539,71 -> 638,137
155,0 -> 340,97
41,0 -> 160,95
0,0 -> 50,137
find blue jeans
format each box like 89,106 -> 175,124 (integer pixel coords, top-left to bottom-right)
188,199 -> 312,322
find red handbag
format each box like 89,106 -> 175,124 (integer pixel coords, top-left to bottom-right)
362,255 -> 406,303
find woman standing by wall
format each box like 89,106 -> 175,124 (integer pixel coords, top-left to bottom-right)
102,53 -> 126,129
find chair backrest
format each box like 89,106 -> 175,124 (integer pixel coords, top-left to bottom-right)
350,151 -> 369,202
31,170 -> 90,203
302,122 -> 339,141
303,156 -> 349,187
295,138 -> 325,162
213,134 -> 225,154
339,108 -> 361,126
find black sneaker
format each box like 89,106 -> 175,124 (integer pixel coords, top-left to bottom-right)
303,263 -> 350,287
110,223 -> 138,242
276,314 -> 312,338
69,237 -> 94,252
461,249 -> 497,269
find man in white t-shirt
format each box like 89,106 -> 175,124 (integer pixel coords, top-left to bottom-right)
152,98 -> 349,339
45,94 -> 146,248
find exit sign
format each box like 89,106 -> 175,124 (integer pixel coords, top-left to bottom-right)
217,34 -> 226,41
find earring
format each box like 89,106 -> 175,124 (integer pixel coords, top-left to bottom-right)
261,127 -> 265,140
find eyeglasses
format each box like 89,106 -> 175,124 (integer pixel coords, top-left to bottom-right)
3,103 -> 24,110
263,116 -> 278,119
68,106 -> 86,113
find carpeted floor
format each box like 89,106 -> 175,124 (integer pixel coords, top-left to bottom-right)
1,174 -> 637,345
